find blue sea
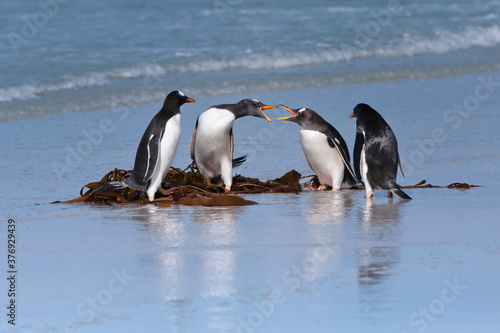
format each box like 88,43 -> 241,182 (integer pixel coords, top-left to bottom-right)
1,0 -> 500,122
2,1 -> 500,333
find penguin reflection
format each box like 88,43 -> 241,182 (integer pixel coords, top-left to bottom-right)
306,191 -> 354,225
129,205 -> 186,300
193,207 -> 239,298
303,192 -> 355,281
357,199 -> 407,285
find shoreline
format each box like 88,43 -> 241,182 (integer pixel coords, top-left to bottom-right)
1,67 -> 500,125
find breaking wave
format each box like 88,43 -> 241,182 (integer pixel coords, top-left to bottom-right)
1,25 -> 499,103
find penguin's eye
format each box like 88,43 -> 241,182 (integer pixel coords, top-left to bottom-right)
251,99 -> 260,105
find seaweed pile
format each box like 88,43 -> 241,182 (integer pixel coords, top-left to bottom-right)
62,162 -> 303,207
61,162 -> 478,206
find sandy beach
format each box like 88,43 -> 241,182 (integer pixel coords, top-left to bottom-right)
1,70 -> 500,332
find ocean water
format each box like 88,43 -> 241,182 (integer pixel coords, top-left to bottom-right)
2,1 -> 500,332
1,0 -> 500,121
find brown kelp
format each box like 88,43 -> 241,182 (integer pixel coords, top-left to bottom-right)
61,162 -> 478,206
62,162 -> 302,206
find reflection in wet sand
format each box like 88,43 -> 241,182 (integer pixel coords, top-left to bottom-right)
356,198 -> 409,290
306,191 -> 354,225
200,249 -> 237,297
356,199 -> 408,324
195,207 -> 239,298
135,205 -> 187,300
358,199 -> 406,285
303,191 -> 354,282
135,205 -> 242,300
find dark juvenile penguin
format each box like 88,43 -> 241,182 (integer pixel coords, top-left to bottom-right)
190,99 -> 277,191
278,105 -> 359,191
350,103 -> 411,199
112,91 -> 195,200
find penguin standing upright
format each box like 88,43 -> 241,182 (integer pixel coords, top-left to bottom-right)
190,99 -> 277,191
278,105 -> 359,191
112,91 -> 195,200
350,103 -> 411,199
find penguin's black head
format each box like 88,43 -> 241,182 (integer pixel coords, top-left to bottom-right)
164,90 -> 195,109
277,104 -> 316,126
235,99 -> 276,121
350,103 -> 372,119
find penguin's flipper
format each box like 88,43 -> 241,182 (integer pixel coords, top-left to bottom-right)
190,117 -> 199,161
398,155 -> 406,178
389,181 -> 412,200
107,181 -> 127,189
142,132 -> 162,183
229,127 -> 234,161
227,129 -> 248,167
328,137 -> 359,183
232,155 -> 247,168
107,179 -> 145,192
353,131 -> 364,182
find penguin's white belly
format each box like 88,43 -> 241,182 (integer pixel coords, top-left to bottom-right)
147,114 -> 181,197
194,108 -> 235,179
360,145 -> 372,193
299,130 -> 344,189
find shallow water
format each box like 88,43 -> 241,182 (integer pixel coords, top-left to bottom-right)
1,72 -> 500,332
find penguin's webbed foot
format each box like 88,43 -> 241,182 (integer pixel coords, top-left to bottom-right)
366,191 -> 374,199
318,184 -> 329,191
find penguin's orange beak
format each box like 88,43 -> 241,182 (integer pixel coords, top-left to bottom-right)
260,105 -> 276,122
186,98 -> 195,103
349,113 -> 354,118
277,105 -> 297,121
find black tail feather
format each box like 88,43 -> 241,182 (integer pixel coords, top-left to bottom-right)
343,169 -> 364,189
232,155 -> 247,168
390,181 -> 412,200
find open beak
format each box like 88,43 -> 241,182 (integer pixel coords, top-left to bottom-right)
349,113 -> 354,118
277,104 -> 298,121
259,105 -> 277,122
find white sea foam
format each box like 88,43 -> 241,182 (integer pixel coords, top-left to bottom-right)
0,85 -> 38,102
0,73 -> 109,102
109,63 -> 167,79
0,64 -> 167,102
1,25 -> 499,104
388,25 -> 500,56
327,6 -> 363,14
176,25 -> 500,72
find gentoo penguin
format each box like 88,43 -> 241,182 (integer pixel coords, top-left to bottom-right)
278,105 -> 359,191
350,103 -> 411,199
190,99 -> 277,191
112,91 -> 195,200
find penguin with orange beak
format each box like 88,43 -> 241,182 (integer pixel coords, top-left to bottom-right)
110,90 -> 195,201
190,99 -> 277,191
350,103 -> 411,199
278,105 -> 359,191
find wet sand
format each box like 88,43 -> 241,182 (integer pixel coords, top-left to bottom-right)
1,71 -> 500,332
